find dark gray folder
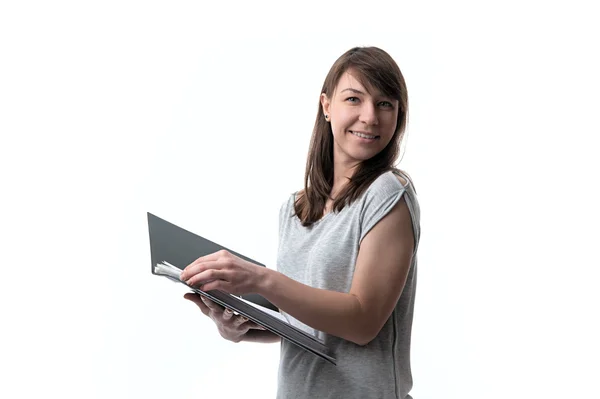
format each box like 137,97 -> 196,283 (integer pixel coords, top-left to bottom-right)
147,212 -> 336,365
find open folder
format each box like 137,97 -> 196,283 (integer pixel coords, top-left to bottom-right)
147,212 -> 336,365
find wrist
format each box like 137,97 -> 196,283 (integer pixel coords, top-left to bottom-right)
254,266 -> 275,297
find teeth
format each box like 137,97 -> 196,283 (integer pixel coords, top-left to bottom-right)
351,131 -> 377,139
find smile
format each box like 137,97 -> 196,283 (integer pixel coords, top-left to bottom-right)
349,131 -> 379,140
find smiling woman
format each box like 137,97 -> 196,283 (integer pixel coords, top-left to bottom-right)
181,46 -> 420,399
322,73 -> 399,162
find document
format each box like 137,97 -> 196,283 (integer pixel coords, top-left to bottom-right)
147,212 -> 336,365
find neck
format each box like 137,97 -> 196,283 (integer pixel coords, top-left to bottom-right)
330,157 -> 360,199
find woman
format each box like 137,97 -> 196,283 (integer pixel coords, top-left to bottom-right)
181,46 -> 421,399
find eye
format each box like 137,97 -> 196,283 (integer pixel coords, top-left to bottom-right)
378,101 -> 394,108
345,96 -> 360,103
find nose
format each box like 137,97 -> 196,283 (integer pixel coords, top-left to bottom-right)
359,102 -> 379,126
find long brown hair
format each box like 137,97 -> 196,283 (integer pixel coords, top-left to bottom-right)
295,46 -> 409,227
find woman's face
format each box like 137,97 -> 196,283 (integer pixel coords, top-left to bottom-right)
321,70 -> 399,167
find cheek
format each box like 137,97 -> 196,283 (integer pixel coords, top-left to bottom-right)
332,126 -> 350,142
330,120 -> 345,136
381,117 -> 398,137
331,117 -> 352,136
386,113 -> 399,130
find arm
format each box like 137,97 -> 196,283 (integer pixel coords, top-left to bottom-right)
256,196 -> 415,346
182,196 -> 415,346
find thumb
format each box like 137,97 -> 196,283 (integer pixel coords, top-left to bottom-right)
184,292 -> 207,310
184,293 -> 211,315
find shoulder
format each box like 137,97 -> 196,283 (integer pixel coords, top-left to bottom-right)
393,170 -> 408,186
279,191 -> 298,216
358,168 -> 417,220
363,170 -> 409,201
356,170 -> 413,243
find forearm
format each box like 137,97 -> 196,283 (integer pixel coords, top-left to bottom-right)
240,329 -> 281,343
256,268 -> 373,345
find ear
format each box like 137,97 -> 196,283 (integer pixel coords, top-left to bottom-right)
320,93 -> 331,116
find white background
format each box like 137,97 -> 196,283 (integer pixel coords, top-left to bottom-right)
1,1 -> 599,398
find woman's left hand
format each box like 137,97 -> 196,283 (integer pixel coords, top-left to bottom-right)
180,250 -> 264,295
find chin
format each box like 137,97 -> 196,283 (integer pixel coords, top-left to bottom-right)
334,140 -> 385,163
349,150 -> 381,162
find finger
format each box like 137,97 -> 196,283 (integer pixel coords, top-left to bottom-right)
199,295 -> 223,312
231,316 -> 266,330
247,321 -> 267,330
232,315 -> 248,327
186,252 -> 222,269
200,279 -> 234,293
181,260 -> 225,283
181,260 -> 221,282
222,308 -> 234,320
183,293 -> 209,315
187,269 -> 229,288
183,250 -> 230,273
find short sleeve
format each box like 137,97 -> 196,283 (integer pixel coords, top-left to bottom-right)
359,174 -> 407,244
278,193 -> 296,250
278,198 -> 287,239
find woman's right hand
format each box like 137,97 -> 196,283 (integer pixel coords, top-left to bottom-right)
183,292 -> 266,343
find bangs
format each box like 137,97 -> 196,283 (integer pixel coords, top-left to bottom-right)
350,66 -> 402,101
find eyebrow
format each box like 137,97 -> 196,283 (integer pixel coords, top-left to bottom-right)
341,88 -> 366,95
340,87 -> 393,100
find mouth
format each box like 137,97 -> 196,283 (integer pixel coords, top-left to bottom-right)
349,130 -> 380,140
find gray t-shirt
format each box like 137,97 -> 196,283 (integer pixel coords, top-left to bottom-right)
276,170 -> 421,399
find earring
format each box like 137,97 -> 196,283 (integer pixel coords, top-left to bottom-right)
325,114 -> 330,121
